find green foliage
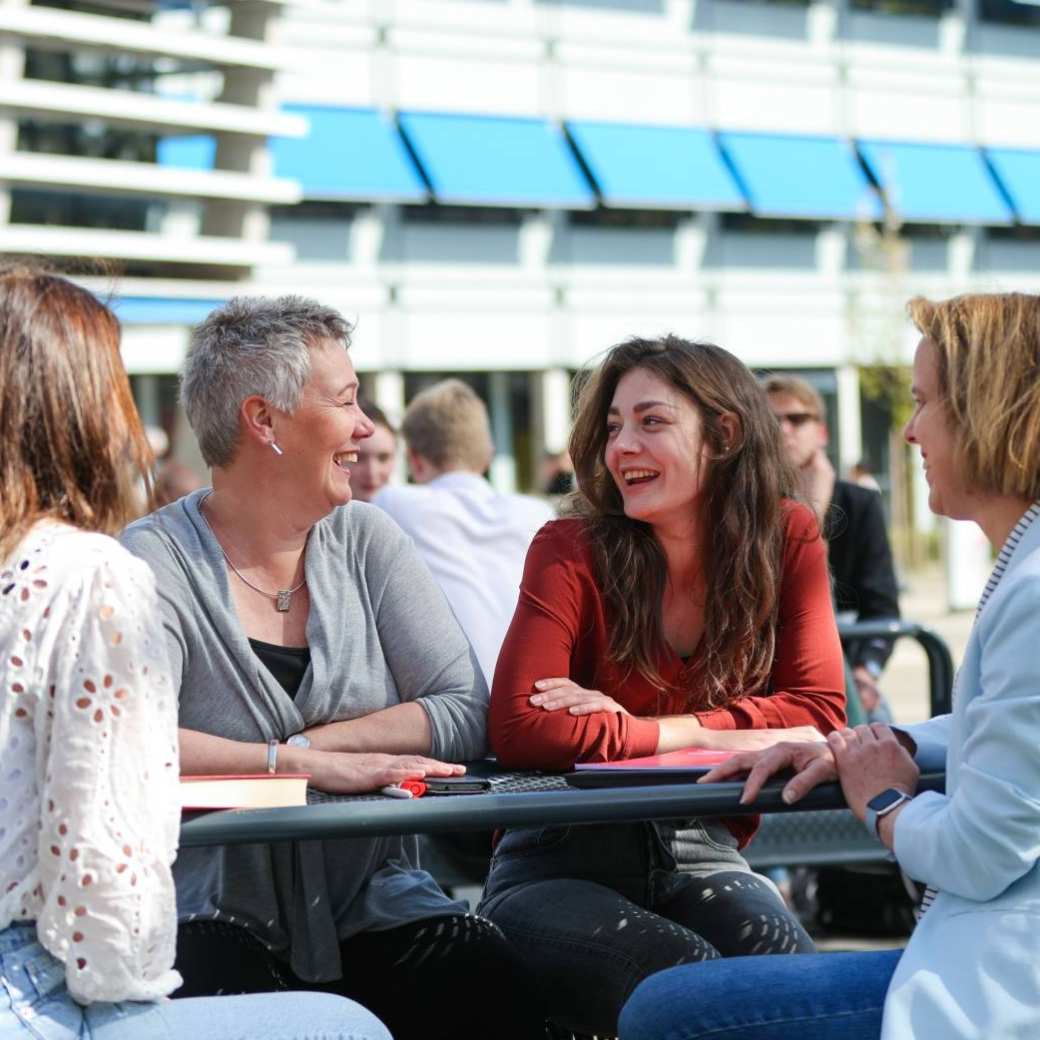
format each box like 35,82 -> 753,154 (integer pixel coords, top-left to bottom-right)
859,363 -> 913,428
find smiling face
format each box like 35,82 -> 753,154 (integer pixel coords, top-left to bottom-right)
904,336 -> 969,519
604,367 -> 711,532
274,341 -> 374,516
352,421 -> 397,502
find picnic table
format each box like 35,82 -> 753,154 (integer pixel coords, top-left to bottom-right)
180,619 -> 952,864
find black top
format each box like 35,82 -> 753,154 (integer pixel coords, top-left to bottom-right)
249,638 -> 311,700
825,479 -> 901,671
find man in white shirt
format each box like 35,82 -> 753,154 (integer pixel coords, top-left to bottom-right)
373,379 -> 556,688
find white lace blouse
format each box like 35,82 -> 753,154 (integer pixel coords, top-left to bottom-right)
0,522 -> 181,1003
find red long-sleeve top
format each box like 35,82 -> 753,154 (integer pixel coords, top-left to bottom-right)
489,503 -> 846,847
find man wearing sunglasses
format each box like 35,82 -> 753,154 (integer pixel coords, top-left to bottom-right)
763,374 -> 900,725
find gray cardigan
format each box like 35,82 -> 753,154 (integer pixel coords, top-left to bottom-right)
122,489 -> 488,981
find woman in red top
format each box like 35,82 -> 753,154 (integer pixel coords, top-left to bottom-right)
480,335 -> 846,1037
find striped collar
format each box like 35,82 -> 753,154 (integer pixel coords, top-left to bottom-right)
976,500 -> 1040,618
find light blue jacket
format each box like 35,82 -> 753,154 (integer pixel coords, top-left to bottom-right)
884,518 -> 1040,1040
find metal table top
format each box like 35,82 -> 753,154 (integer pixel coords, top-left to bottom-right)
180,767 -> 945,848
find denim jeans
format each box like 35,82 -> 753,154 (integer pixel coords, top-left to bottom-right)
0,923 -> 390,1040
479,821 -> 815,1036
619,948 -> 902,1040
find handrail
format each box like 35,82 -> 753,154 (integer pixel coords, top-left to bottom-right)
838,619 -> 954,718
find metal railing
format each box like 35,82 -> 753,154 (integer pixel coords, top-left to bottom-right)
838,618 -> 955,718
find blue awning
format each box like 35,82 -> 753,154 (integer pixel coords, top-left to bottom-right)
717,132 -> 880,220
156,134 -> 216,170
397,112 -> 595,208
271,106 -> 427,202
984,148 -> 1040,225
110,296 -> 225,325
565,121 -> 744,210
858,140 -> 1014,225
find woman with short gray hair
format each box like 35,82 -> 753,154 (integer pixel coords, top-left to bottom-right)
122,294 -> 544,1040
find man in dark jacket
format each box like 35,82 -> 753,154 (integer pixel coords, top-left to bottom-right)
764,374 -> 900,721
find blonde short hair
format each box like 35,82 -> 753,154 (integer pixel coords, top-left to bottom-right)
909,292 -> 1040,500
761,374 -> 825,421
401,378 -> 494,473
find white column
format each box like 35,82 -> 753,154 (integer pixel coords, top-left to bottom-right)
947,227 -> 979,286
371,369 -> 405,426
372,369 -> 406,484
519,210 -> 561,270
488,371 -> 517,493
352,204 -> 400,267
202,0 -> 276,245
676,212 -> 717,272
807,0 -> 844,48
945,518 -> 990,611
816,223 -> 849,279
0,0 -> 29,226
834,365 -> 862,475
939,0 -> 971,56
536,367 -> 572,456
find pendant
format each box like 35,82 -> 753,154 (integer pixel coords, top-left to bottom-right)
276,589 -> 292,612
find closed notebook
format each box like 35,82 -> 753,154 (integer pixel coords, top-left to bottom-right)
566,747 -> 747,788
180,773 -> 310,810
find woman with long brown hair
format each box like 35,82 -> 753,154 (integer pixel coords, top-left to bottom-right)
0,266 -> 388,1040
481,335 -> 846,1036
621,295 -> 1040,1040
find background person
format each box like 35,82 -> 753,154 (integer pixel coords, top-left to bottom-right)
374,378 -> 555,687
121,296 -> 545,1040
351,397 -> 398,502
481,335 -> 846,1036
154,457 -> 204,507
764,374 -> 901,723
540,449 -> 575,498
0,268 -> 388,1040
621,292 -> 1040,1040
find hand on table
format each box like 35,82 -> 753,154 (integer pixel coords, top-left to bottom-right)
530,678 -> 630,717
698,739 -> 837,805
828,723 -> 920,822
305,751 -> 465,795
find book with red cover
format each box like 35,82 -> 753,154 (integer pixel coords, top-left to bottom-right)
566,747 -> 749,788
180,773 -> 310,810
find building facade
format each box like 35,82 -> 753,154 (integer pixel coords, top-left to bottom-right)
1,0 -> 1038,500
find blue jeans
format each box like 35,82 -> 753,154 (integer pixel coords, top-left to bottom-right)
0,923 -> 390,1040
619,948 -> 902,1040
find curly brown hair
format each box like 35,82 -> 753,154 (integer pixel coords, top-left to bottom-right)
0,265 -> 154,560
567,334 -> 799,708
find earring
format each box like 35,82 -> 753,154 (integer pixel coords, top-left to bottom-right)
271,441 -> 284,456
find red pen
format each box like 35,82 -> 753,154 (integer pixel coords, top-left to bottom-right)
380,779 -> 427,798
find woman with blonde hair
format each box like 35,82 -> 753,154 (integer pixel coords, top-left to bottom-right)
481,334 -> 847,1035
0,268 -> 389,1038
621,293 -> 1040,1040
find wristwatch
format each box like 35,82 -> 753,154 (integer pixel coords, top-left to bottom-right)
286,733 -> 311,749
863,787 -> 913,838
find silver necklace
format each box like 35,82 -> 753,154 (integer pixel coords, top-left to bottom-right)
200,492 -> 306,612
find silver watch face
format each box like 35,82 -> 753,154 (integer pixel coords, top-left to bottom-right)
286,734 -> 311,749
